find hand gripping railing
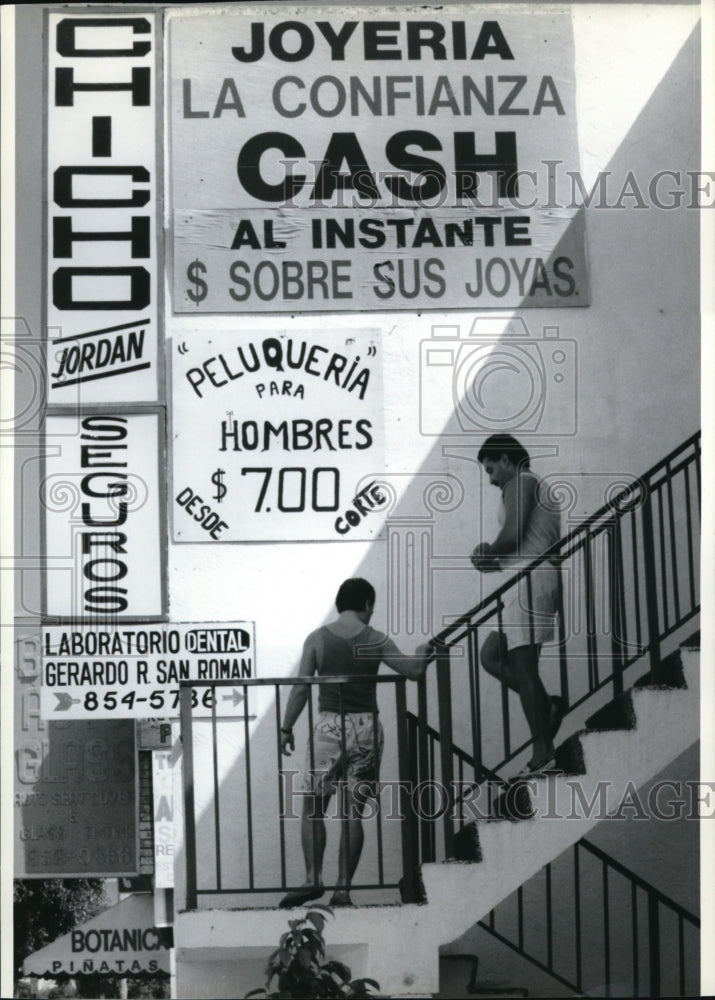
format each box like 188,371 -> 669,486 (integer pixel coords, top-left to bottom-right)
179,433 -> 699,910
414,431 -> 700,860
180,673 -> 421,910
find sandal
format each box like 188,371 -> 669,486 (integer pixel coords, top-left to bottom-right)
279,886 -> 324,908
329,891 -> 354,907
526,750 -> 556,773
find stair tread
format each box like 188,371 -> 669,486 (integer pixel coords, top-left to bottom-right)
634,648 -> 687,689
585,691 -> 636,731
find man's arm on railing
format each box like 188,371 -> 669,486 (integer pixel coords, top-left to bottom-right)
279,633 -> 318,755
380,637 -> 435,679
472,473 -> 537,570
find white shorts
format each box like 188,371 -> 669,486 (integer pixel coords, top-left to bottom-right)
302,712 -> 384,797
498,560 -> 560,649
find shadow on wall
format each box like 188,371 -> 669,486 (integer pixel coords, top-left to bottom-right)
178,20 -> 701,912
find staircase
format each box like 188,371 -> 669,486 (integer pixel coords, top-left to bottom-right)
441,639 -> 701,999
174,433 -> 701,999
461,827 -> 700,998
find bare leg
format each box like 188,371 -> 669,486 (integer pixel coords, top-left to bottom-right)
331,786 -> 369,905
480,631 -> 519,692
301,793 -> 327,887
279,792 -> 330,907
482,632 -> 557,767
509,644 -> 553,767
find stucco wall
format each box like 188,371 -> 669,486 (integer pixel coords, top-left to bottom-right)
8,1 -> 704,996
444,741 -> 701,997
173,2 -> 701,909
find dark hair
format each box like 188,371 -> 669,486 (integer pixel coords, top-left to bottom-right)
477,434 -> 531,470
335,577 -> 376,613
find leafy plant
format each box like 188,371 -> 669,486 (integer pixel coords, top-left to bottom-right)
246,905 -> 382,999
13,879 -> 108,976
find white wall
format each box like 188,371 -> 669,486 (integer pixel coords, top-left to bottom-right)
7,4 -> 704,1000
173,3 -> 701,907
444,742 -> 701,998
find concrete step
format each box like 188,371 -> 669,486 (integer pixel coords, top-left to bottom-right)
174,640 -> 700,999
634,646 -> 688,689
439,954 -> 528,998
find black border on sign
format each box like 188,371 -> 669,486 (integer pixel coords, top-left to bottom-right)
42,7 -> 168,625
17,718 -> 142,881
43,6 -> 163,406
40,404 -> 169,625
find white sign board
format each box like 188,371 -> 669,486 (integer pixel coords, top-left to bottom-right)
46,12 -> 160,403
168,6 -> 588,312
23,893 -> 170,977
171,328 -> 386,541
152,750 -> 175,889
41,621 -> 256,719
43,410 -> 165,619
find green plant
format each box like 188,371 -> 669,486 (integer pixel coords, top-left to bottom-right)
246,906 -> 381,999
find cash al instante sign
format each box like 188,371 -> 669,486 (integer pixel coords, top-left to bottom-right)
169,6 -> 589,312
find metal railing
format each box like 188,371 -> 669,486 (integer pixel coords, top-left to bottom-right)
179,432 -> 699,912
479,838 -> 700,997
180,674 -> 420,909
417,431 -> 700,858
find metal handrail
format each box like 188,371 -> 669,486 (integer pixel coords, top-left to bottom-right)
479,837 -> 700,998
433,430 -> 701,648
578,838 -> 700,921
179,432 -> 700,918
413,431 -> 700,861
180,672 -> 420,909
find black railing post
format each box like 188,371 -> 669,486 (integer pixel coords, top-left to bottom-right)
180,684 -> 197,912
683,461 -> 697,613
417,675 -> 435,862
584,531 -> 599,690
556,563 -> 570,708
435,642 -> 455,859
641,489 -> 662,678
665,460 -> 681,624
631,882 -> 639,997
338,686 -> 349,892
210,684 -> 222,892
467,625 -> 483,782
372,698 -> 385,888
574,842 -> 582,992
274,685 -> 287,890
243,683 -> 255,889
396,679 -> 420,902
608,516 -> 624,697
407,711 -> 419,851
496,600 -> 511,758
648,892 -> 661,997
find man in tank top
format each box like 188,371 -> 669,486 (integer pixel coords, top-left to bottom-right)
278,577 -> 433,908
471,434 -> 563,773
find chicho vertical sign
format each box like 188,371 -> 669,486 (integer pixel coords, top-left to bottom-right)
46,12 -> 160,403
169,5 -> 589,313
